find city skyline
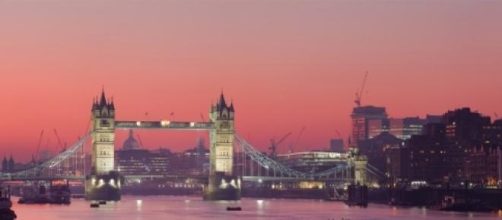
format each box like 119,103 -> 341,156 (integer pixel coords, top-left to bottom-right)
1,0 -> 502,161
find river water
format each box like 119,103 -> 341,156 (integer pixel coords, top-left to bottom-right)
10,196 -> 502,219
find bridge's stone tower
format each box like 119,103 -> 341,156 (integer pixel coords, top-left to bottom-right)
85,90 -> 122,201
354,156 -> 368,185
204,93 -> 241,200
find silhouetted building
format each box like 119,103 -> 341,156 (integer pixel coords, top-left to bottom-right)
388,117 -> 426,140
384,143 -> 409,185
1,156 -> 15,173
372,115 -> 441,141
469,119 -> 502,185
406,108 -> 499,185
358,132 -> 403,180
123,130 -> 141,150
368,118 -> 389,139
168,138 -> 210,176
443,108 -> 491,183
351,106 -> 388,145
1,157 -> 7,172
330,139 -> 344,153
407,123 -> 448,183
444,108 -> 490,143
115,131 -> 170,176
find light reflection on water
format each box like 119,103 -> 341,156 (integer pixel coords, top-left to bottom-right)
10,196 -> 501,220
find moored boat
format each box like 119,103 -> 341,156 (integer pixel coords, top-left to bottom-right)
18,181 -> 71,205
0,186 -> 17,220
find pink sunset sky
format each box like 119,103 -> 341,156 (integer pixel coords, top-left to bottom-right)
0,0 -> 501,161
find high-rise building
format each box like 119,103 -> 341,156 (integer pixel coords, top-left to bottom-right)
358,132 -> 403,178
407,123 -> 448,183
388,117 -> 427,140
405,108 -> 498,184
330,139 -> 344,153
351,106 -> 388,145
443,108 -> 491,142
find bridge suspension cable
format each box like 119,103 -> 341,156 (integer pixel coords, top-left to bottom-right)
0,133 -> 91,180
235,134 -> 354,181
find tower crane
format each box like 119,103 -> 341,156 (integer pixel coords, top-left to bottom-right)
53,129 -> 65,152
136,133 -> 144,148
34,130 -> 44,164
355,72 -> 369,107
334,129 -> 342,138
269,132 -> 292,158
289,126 -> 306,153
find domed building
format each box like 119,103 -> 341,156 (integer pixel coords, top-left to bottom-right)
122,130 -> 141,150
116,129 -> 170,176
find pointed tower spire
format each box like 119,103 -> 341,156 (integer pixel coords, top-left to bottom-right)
229,99 -> 234,112
100,88 -> 107,106
109,96 -> 115,110
218,92 -> 227,108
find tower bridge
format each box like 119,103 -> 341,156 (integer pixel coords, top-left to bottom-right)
0,89 -> 374,202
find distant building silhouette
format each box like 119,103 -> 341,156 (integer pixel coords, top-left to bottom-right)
405,108 -> 501,185
1,157 -> 7,172
330,139 -> 344,153
115,131 -> 169,176
351,106 -> 388,145
122,130 -> 141,150
358,132 -> 404,182
1,156 -> 15,173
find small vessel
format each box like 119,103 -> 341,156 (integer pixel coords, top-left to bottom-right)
90,202 -> 100,208
440,195 -> 493,212
226,206 -> 242,211
18,181 -> 71,205
0,186 -> 17,220
0,191 -> 12,209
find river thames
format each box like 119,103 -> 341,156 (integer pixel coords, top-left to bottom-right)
10,196 -> 502,219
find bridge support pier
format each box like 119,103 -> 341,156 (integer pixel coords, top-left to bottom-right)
353,156 -> 368,185
203,172 -> 241,200
85,171 -> 122,201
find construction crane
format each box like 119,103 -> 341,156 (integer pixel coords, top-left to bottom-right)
334,129 -> 342,138
269,132 -> 292,158
289,126 -> 306,153
136,133 -> 144,148
354,72 -> 369,107
34,130 -> 44,164
495,112 -> 499,119
53,129 -> 65,152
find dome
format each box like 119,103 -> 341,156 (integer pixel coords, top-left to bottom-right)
123,130 -> 141,150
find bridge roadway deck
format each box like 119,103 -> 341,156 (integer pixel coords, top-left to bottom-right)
1,174 -> 352,182
115,120 -> 213,130
242,176 -> 354,182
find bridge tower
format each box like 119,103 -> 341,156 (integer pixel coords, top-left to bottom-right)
204,93 -> 241,200
354,155 -> 368,186
85,90 -> 122,201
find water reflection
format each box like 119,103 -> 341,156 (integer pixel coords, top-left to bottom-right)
10,196 -> 501,220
